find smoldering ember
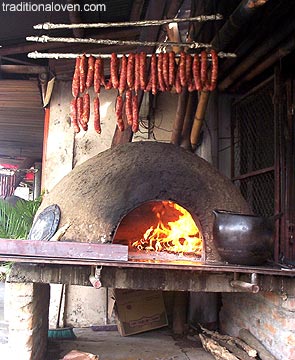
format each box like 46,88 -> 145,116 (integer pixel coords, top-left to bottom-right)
0,1 -> 294,360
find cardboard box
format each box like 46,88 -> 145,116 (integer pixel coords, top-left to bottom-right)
114,289 -> 168,336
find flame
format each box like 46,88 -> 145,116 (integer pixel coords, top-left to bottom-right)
131,201 -> 202,256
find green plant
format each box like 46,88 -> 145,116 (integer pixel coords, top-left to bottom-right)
0,197 -> 42,281
0,197 -> 42,239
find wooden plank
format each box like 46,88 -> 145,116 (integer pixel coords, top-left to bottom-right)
0,238 -> 128,261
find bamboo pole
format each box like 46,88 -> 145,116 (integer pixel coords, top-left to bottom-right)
180,92 -> 198,151
171,89 -> 189,145
34,14 -> 223,30
190,91 -> 210,151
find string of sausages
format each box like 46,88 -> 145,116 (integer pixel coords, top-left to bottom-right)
70,50 -> 218,134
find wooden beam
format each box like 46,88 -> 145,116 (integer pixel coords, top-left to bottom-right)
0,65 -> 48,74
67,0 -> 85,38
129,0 -> 145,21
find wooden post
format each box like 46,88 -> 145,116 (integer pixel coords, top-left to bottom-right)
172,291 -> 188,335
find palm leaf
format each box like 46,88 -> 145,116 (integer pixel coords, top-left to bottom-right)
0,197 -> 42,239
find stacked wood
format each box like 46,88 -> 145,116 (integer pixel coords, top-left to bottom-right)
200,325 -> 257,358
198,325 -> 278,360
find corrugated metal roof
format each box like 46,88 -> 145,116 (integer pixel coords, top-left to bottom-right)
0,80 -> 44,161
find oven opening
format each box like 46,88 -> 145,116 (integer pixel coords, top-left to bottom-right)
113,200 -> 204,262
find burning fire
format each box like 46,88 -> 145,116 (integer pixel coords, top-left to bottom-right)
131,201 -> 202,256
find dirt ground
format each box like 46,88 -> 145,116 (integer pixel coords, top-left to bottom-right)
47,327 -> 215,360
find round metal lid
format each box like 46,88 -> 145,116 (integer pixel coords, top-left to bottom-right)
28,204 -> 61,241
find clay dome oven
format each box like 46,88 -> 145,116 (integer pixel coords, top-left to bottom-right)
40,141 -> 250,262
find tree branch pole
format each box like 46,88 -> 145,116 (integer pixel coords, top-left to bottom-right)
27,51 -> 236,60
26,35 -> 212,50
34,14 -> 223,30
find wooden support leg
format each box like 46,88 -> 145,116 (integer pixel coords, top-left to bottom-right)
172,291 -> 188,335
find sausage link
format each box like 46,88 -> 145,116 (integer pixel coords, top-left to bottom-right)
134,53 -> 141,93
70,98 -> 80,133
168,51 -> 176,87
157,53 -> 165,92
86,55 -> 95,89
79,54 -> 87,93
151,53 -> 157,95
81,93 -> 90,125
175,63 -> 182,94
163,52 -> 169,90
115,95 -> 124,131
193,54 -> 202,91
94,57 -> 102,94
132,93 -> 139,133
77,96 -> 88,131
185,54 -> 193,88
144,76 -> 152,92
125,89 -> 133,125
179,51 -> 187,87
208,49 -> 218,91
93,97 -> 101,134
139,52 -> 147,90
110,53 -> 119,89
72,57 -> 80,98
201,51 -> 208,89
127,53 -> 135,89
119,55 -> 127,95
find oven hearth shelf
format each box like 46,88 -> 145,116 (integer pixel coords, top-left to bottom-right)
1,238 -> 294,296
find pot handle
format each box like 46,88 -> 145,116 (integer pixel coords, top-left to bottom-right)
212,209 -> 242,216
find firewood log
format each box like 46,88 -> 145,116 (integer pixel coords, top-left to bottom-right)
199,334 -> 239,360
199,325 -> 257,357
239,329 -> 277,360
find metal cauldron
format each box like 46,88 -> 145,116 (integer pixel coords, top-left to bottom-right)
212,209 -> 275,266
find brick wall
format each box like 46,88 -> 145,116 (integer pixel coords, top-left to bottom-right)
5,283 -> 50,360
220,292 -> 295,360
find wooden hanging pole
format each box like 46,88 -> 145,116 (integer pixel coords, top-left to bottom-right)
27,51 -> 236,60
34,14 -> 223,30
26,35 -> 212,49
